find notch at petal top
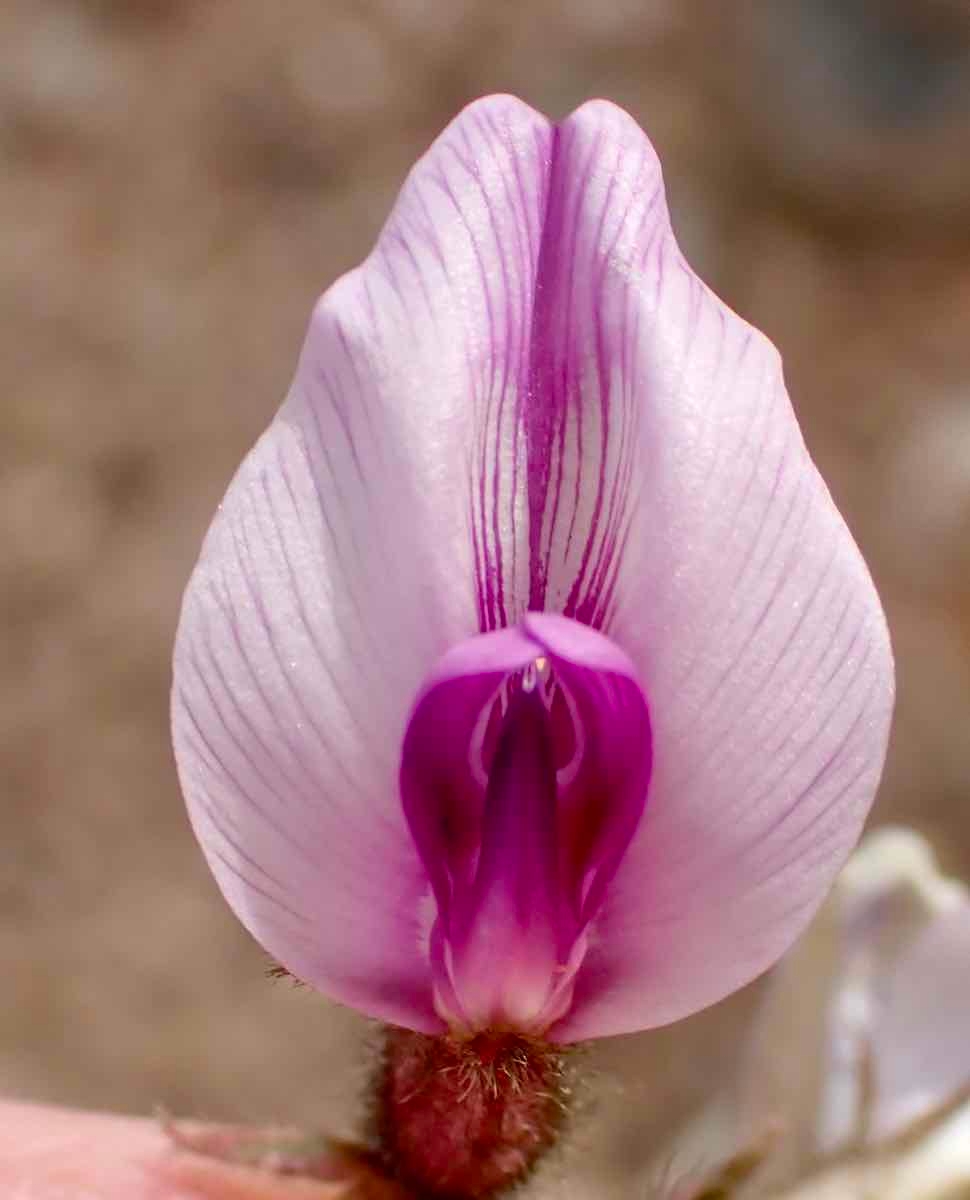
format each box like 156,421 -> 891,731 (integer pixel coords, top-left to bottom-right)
172,94 -> 893,1043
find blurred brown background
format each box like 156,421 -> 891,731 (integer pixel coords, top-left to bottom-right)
2,0 -> 970,1190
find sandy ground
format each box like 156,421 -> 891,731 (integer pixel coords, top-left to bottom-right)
2,0 -> 970,1190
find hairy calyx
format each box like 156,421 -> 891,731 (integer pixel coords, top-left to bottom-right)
376,1027 -> 570,1200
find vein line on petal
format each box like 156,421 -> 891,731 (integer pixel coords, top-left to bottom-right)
679,521 -> 845,789
198,582 -> 322,809
178,650 -> 344,873
564,129 -> 627,619
227,510 -> 377,803
662,638 -> 879,902
681,437 -> 810,721
556,122 -> 606,575
177,694 -> 320,918
273,440 -> 409,709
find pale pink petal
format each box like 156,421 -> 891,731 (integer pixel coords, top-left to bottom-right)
173,97 -> 554,1031
540,102 -> 893,1040
174,95 -> 892,1040
870,904 -> 970,1140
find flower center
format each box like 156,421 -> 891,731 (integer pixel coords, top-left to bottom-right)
400,613 -> 652,1037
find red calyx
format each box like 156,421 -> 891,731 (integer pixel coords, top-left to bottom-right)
376,1027 -> 569,1199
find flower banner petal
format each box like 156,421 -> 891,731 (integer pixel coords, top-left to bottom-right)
536,102 -> 894,1040
173,97 -> 556,1030
174,94 -> 892,1040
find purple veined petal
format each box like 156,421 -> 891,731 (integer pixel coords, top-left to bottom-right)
869,904 -> 970,1141
173,92 -> 893,1040
173,97 -> 558,1031
526,101 -> 894,1040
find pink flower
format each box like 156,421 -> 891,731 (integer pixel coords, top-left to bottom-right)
171,96 -> 894,1045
